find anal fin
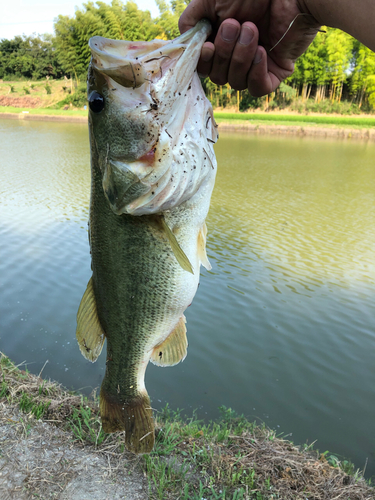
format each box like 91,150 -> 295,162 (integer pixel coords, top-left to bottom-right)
151,315 -> 188,367
76,277 -> 105,362
198,222 -> 211,270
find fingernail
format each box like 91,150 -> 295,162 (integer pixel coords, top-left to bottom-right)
239,26 -> 254,46
221,24 -> 239,42
254,50 -> 263,64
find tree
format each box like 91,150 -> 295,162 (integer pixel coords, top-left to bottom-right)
53,1 -> 163,79
350,41 -> 375,107
0,34 -> 63,80
155,0 -> 190,39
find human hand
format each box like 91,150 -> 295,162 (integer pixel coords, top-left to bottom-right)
179,0 -> 321,96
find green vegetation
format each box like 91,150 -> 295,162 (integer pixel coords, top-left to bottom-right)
214,112 -> 375,128
0,34 -> 63,80
0,0 -> 375,114
0,105 -> 87,116
0,352 -> 373,500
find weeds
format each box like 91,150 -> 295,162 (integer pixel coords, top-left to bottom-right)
19,392 -> 50,419
68,402 -> 107,447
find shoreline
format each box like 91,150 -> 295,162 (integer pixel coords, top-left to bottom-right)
0,352 -> 373,499
0,111 -> 87,124
1,111 -> 375,140
217,121 -> 375,140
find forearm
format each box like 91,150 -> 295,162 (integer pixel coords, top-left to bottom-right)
301,0 -> 375,50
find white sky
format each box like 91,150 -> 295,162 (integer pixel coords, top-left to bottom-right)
0,0 -> 160,40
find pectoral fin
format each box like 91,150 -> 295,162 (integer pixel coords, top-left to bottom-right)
198,222 -> 211,270
160,216 -> 194,274
151,315 -> 188,367
76,277 -> 105,362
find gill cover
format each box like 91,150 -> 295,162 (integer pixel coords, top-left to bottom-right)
87,20 -> 218,216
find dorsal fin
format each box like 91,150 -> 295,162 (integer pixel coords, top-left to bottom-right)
76,277 -> 106,362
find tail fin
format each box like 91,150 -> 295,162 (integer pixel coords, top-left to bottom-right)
100,389 -> 154,454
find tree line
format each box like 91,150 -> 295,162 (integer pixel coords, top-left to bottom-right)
1,0 -> 375,111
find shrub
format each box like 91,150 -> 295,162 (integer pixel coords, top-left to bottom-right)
239,92 -> 263,111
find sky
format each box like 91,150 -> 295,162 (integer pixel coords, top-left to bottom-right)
0,0 -> 160,40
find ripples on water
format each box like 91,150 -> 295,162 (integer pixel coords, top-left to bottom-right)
0,119 -> 374,476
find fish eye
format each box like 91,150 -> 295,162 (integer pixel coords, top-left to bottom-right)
88,91 -> 105,113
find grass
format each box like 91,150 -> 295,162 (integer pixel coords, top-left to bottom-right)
0,352 -> 374,500
0,106 -> 87,116
214,112 -> 375,129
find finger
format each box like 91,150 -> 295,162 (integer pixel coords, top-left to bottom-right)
227,22 -> 259,91
209,19 -> 241,86
197,42 -> 215,78
178,0 -> 217,34
247,47 -> 294,97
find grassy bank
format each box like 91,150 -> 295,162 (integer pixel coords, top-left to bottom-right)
0,106 -> 87,117
214,112 -> 375,129
0,352 -> 373,500
2,105 -> 375,133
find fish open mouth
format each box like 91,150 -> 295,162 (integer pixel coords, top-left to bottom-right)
88,20 -> 217,216
89,20 -> 211,90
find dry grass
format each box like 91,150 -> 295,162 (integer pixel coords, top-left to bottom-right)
0,352 -> 373,500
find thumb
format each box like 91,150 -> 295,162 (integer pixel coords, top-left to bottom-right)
178,0 -> 217,34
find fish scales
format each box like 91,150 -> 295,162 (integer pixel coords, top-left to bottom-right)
76,20 -> 217,453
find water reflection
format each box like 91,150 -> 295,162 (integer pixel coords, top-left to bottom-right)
210,134 -> 375,289
0,120 -> 374,477
0,119 -> 90,230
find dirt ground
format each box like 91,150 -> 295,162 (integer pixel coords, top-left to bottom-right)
0,404 -> 148,500
0,96 -> 42,108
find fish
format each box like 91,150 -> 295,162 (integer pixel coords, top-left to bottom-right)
76,19 -> 218,454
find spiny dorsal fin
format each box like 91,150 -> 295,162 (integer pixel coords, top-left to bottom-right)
150,315 -> 188,367
160,216 -> 194,274
76,277 -> 105,362
198,222 -> 211,270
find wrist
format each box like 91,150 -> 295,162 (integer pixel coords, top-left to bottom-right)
297,0 -> 327,27
298,0 -> 375,51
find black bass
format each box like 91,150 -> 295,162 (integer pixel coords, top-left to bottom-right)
76,20 -> 217,454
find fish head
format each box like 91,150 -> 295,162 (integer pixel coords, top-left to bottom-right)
88,20 -> 218,216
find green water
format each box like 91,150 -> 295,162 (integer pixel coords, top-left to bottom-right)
0,119 -> 374,477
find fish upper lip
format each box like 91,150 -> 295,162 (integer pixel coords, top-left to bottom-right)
89,20 -> 212,89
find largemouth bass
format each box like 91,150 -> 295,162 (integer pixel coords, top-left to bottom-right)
76,20 -> 218,454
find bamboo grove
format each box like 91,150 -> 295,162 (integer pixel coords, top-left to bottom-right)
1,0 -> 375,112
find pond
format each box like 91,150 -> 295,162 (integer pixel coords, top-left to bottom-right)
1,118 -> 374,477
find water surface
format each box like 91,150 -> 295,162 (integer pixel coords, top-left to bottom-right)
1,119 -> 374,476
